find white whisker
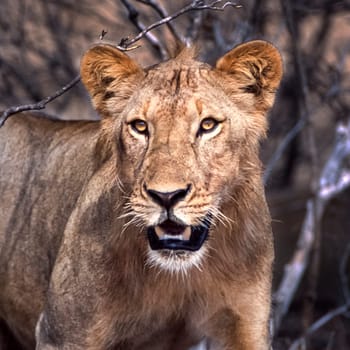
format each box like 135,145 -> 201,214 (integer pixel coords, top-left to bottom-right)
208,206 -> 234,230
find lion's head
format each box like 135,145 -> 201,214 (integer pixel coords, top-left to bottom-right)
80,41 -> 282,274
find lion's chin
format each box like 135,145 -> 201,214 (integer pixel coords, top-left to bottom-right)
146,247 -> 207,275
147,219 -> 210,252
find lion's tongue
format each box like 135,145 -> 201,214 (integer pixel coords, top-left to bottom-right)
154,225 -> 191,241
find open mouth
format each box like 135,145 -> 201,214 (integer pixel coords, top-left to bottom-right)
147,218 -> 210,251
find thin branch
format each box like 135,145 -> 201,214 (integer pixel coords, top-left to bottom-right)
99,29 -> 108,40
319,122 -> 350,199
136,0 -> 182,42
117,1 -> 242,50
120,0 -> 168,58
288,304 -> 350,350
0,75 -> 80,127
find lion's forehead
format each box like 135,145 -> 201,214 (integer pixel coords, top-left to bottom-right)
144,62 -> 213,96
131,65 -> 228,125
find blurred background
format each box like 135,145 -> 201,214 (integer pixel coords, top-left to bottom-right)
1,1 -> 350,349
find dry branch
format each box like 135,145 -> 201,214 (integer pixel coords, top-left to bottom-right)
136,0 -> 182,42
0,75 -> 81,127
289,304 -> 349,350
116,0 -> 242,50
273,120 -> 350,332
120,0 -> 168,58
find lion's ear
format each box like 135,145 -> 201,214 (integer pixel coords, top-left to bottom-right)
216,40 -> 283,113
80,44 -> 144,117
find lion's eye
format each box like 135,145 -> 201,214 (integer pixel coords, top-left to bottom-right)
130,120 -> 148,135
199,117 -> 219,134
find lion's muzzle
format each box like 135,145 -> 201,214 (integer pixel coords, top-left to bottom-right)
143,184 -> 210,251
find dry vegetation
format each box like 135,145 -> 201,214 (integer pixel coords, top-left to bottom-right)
1,1 -> 350,349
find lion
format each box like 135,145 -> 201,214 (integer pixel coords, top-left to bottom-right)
0,40 -> 282,350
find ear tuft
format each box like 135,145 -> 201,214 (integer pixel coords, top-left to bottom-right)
216,40 -> 283,112
80,45 -> 144,117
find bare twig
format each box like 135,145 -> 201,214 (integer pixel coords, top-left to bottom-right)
136,0 -> 182,42
120,0 -> 168,58
273,120 -> 350,332
288,304 -> 350,350
0,75 -> 80,127
319,123 -> 350,200
117,1 -> 242,50
99,29 -> 108,40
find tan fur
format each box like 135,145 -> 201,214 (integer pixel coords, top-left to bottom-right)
0,41 -> 282,350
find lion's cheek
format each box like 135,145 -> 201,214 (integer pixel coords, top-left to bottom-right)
198,143 -> 239,189
117,141 -> 147,188
211,158 -> 240,194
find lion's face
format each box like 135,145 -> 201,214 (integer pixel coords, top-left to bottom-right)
81,41 -> 282,273
118,70 -> 247,272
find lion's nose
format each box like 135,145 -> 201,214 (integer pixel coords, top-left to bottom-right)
145,185 -> 191,210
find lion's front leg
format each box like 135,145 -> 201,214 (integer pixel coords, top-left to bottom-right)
34,241 -> 117,349
202,283 -> 272,350
205,307 -> 271,350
